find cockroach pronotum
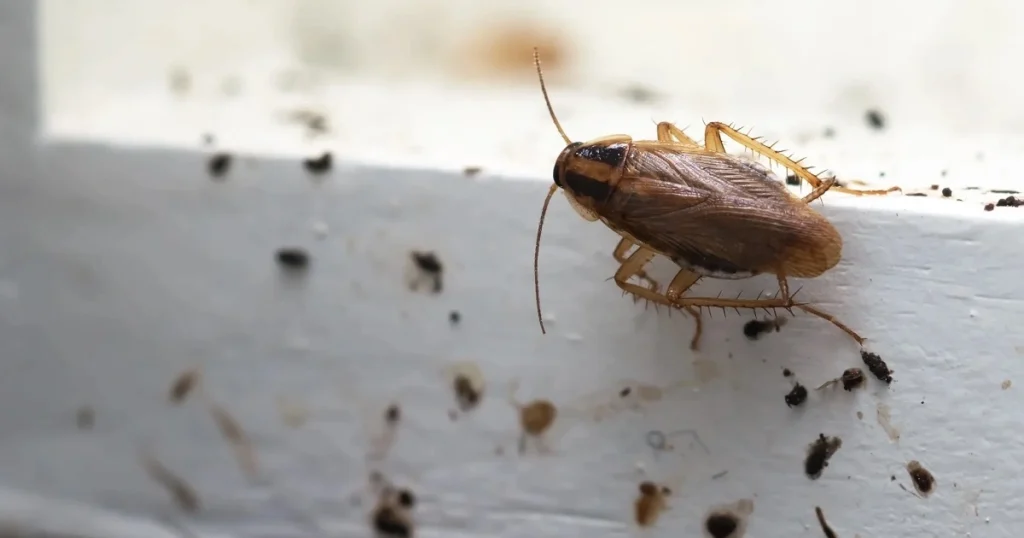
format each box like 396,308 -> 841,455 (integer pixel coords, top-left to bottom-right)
530,48 -> 900,351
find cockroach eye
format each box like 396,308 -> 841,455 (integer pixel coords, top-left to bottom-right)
552,164 -> 563,187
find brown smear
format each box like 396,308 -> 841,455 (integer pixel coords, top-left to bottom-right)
906,460 -> 936,497
169,368 -> 201,404
207,401 -> 259,478
445,361 -> 486,415
140,448 -> 200,513
702,498 -> 754,538
634,481 -> 671,527
456,19 -> 570,80
876,402 -> 900,442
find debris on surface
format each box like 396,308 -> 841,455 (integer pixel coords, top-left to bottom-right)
702,498 -> 754,538
140,448 -> 200,513
169,368 -> 201,404
817,368 -> 865,392
462,166 -> 483,177
907,460 -> 936,497
517,399 -> 557,454
634,481 -> 671,527
805,434 -> 842,480
785,383 -> 808,408
865,109 -> 886,130
303,152 -> 333,174
276,247 -> 310,272
743,317 -> 786,340
860,351 -> 893,384
207,401 -> 259,478
207,152 -> 232,179
408,251 -> 444,293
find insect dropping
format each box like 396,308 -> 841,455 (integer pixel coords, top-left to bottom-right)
530,48 -> 901,351
634,480 -> 671,527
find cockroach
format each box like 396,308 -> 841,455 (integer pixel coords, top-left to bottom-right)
530,49 -> 900,350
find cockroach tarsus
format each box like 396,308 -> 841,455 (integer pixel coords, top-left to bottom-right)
530,48 -> 900,351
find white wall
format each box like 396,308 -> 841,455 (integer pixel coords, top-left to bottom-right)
2,1 -> 1023,537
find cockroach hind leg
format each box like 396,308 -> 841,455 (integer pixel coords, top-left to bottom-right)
703,121 -> 902,196
795,303 -> 866,345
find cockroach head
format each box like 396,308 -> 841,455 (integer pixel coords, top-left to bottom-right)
552,142 -> 584,188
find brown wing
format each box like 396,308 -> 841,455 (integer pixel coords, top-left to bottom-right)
601,150 -> 841,278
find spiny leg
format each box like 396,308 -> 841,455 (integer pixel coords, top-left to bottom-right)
613,247 -> 675,308
665,270 -> 704,350
703,122 -> 902,197
612,237 -> 660,296
656,122 -> 700,147
795,304 -> 865,345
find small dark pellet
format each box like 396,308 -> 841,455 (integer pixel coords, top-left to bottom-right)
208,153 -> 232,178
276,248 -> 310,270
303,152 -> 332,174
941,187 -> 952,197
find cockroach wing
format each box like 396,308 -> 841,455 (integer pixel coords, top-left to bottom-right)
602,179 -> 841,278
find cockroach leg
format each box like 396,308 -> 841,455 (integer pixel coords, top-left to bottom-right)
665,270 -> 704,350
613,247 -> 673,308
613,237 -> 660,293
703,121 -> 902,196
655,122 -> 700,147
795,304 -> 865,345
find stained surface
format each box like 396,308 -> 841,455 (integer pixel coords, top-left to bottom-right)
4,2 -> 1024,537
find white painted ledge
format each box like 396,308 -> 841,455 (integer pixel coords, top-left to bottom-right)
2,1 -> 1022,538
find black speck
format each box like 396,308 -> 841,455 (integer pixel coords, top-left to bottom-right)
619,387 -> 631,397
860,350 -> 893,384
385,404 -> 401,424
879,171 -> 886,178
940,169 -> 948,177
303,152 -> 332,174
865,109 -> 885,129
208,153 -> 232,178
396,488 -> 416,508
743,319 -> 778,340
984,203 -> 995,211
372,506 -> 411,537
201,133 -> 215,146
705,513 -> 739,538
276,248 -> 310,271
941,187 -> 952,197
823,126 -> 835,138
785,173 -> 800,186
782,368 -> 793,377
992,189 -> 1020,195
620,84 -> 660,103
805,434 -> 842,480
906,193 -> 927,197
410,251 -> 444,293
785,383 -> 808,408
448,310 -> 461,325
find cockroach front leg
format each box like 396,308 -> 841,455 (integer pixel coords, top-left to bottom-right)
612,237 -> 660,298
614,253 -> 705,350
703,122 -> 902,197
